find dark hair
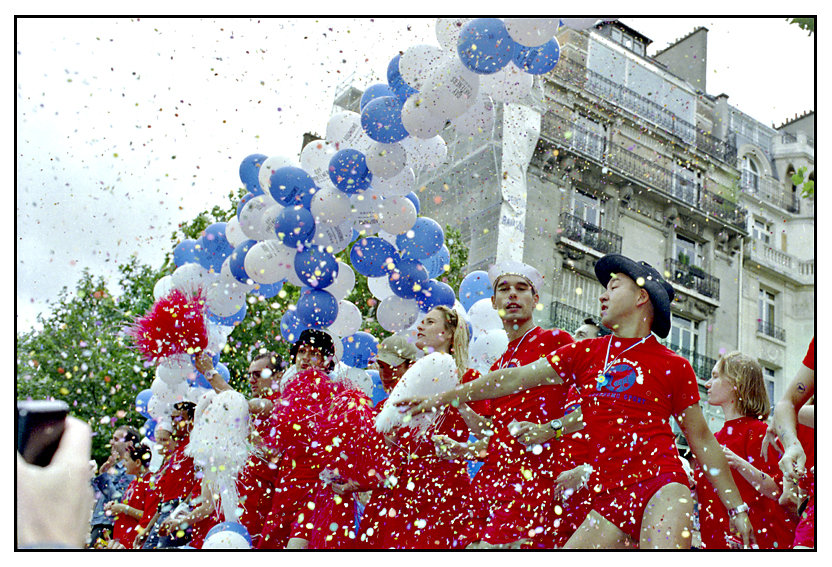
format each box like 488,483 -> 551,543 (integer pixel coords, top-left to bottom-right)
252,351 -> 287,372
117,426 -> 142,447
583,317 -> 611,337
173,401 -> 196,419
128,444 -> 152,468
290,329 -> 336,371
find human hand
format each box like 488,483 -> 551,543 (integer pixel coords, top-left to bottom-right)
432,435 -> 471,460
194,350 -> 215,376
508,420 -> 555,447
779,443 -> 806,482
107,539 -> 127,549
16,416 -> 95,549
158,517 -> 179,537
760,424 -> 782,458
395,395 -> 444,420
331,479 -> 361,495
728,511 -> 758,549
778,478 -> 802,513
554,464 -> 592,501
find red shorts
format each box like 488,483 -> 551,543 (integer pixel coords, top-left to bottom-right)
479,480 -> 557,548
792,495 -> 815,548
257,480 -> 318,549
590,472 -> 688,543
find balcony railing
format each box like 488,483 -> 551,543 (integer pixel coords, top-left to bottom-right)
746,240 -> 814,283
665,258 -> 720,300
739,171 -> 800,213
559,212 -> 623,255
757,320 -> 786,342
550,301 -> 597,335
669,343 -> 717,385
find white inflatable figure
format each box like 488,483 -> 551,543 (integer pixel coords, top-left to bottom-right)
375,351 -> 459,434
468,328 -> 510,375
186,390 -> 251,523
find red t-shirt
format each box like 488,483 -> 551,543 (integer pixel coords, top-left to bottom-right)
546,335 -> 700,490
111,472 -> 152,546
140,439 -> 197,526
694,416 -> 796,549
803,338 -> 815,370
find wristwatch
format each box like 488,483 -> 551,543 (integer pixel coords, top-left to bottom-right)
549,418 -> 564,439
727,502 -> 749,518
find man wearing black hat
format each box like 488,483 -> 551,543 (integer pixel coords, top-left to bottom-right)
400,254 -> 755,549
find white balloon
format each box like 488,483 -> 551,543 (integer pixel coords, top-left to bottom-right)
450,92 -> 495,139
468,329 -> 510,374
202,532 -> 251,549
378,196 -> 417,235
239,195 -> 277,241
171,263 -> 217,296
258,155 -> 297,194
376,296 -> 421,333
311,186 -> 352,227
366,142 -> 407,179
372,166 -> 416,197
376,229 -> 400,247
350,191 -> 383,236
329,300 -> 362,337
311,219 -> 355,254
467,297 -> 503,334
255,203 -> 283,242
504,18 -> 560,47
400,136 -> 447,172
401,94 -> 447,139
435,18 -> 471,50
560,18 -> 599,30
224,216 -> 247,248
300,139 -> 338,190
220,258 -> 254,291
153,275 -> 175,300
421,55 -> 480,120
147,396 -> 173,421
399,44 -> 445,91
325,261 -> 355,301
205,276 -> 249,317
480,62 -> 534,103
326,111 -> 374,153
368,275 -> 395,300
243,240 -> 295,284
156,359 -> 192,386
206,322 -> 234,352
151,376 -> 190,406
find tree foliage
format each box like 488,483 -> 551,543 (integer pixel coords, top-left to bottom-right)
789,18 -> 815,35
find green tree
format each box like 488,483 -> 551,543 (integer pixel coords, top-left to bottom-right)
789,18 -> 815,35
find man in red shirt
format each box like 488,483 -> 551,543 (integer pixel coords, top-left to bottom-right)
402,254 -> 755,549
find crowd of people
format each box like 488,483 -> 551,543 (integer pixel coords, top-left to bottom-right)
17,253 -> 815,550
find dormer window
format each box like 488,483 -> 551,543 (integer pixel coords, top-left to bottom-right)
610,26 -> 646,56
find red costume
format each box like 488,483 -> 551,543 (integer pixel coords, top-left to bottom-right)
694,416 -> 796,549
111,472 -> 152,547
546,335 -> 700,540
792,338 -> 815,548
462,326 -> 580,548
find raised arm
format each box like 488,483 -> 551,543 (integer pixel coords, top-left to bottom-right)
772,363 -> 814,481
195,351 -> 233,393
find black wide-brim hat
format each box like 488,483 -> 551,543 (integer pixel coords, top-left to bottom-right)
594,254 -> 675,339
289,328 -> 336,361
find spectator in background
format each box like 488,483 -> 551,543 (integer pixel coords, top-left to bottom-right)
88,426 -> 141,547
573,317 -> 609,340
375,334 -> 421,395
105,444 -> 153,548
695,352 -> 795,549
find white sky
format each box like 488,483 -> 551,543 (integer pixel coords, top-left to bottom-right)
14,16 -> 818,332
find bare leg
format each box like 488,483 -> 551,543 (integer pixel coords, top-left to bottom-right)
562,510 -> 636,549
286,537 -> 309,549
638,482 -> 694,549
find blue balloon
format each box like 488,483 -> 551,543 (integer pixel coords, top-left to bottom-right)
388,258 -> 429,299
135,389 -> 153,419
207,304 -> 247,326
415,279 -> 456,312
457,18 -> 515,75
251,279 -> 285,299
396,217 -> 444,260
280,311 -> 311,343
405,191 -> 420,214
458,270 -> 493,311
236,192 -> 255,219
367,369 -> 389,406
341,332 -> 379,369
350,237 -> 397,277
296,288 -> 339,328
268,166 -> 316,206
361,96 -> 409,144
296,185 -> 320,210
387,54 -> 419,98
215,362 -> 230,382
173,238 -> 201,267
198,223 -> 235,272
193,372 -> 212,389
228,239 -> 257,283
329,149 -> 373,195
511,38 -> 560,75
294,246 -> 339,289
360,83 -> 397,112
274,206 -> 316,247
239,154 -> 267,195
142,418 -> 157,441
206,522 -> 252,546
422,244 -> 450,278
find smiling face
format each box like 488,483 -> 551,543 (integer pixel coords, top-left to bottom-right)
491,274 -> 538,327
295,343 -> 331,372
598,273 -> 647,332
415,308 -> 453,353
706,363 -> 738,408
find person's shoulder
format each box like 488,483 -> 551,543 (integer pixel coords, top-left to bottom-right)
536,326 -> 574,346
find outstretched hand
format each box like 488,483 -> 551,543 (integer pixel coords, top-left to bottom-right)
194,350 -> 214,375
394,395 -> 444,419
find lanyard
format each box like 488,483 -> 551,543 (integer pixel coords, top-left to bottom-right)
596,335 -> 650,387
497,327 -> 536,370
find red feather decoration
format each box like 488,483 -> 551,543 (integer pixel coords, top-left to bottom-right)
126,289 -> 208,361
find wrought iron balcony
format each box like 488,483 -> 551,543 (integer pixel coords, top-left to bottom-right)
550,301 -> 598,335
665,258 -> 720,300
559,212 -> 622,255
669,343 -> 718,385
739,171 -> 800,213
757,320 -> 786,342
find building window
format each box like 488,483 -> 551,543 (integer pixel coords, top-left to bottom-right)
572,114 -> 606,159
762,367 -> 776,409
752,218 -> 771,245
669,314 -> 701,356
675,234 -> 703,268
742,155 -> 760,193
757,288 -> 784,340
573,190 -> 602,227
611,28 -> 623,43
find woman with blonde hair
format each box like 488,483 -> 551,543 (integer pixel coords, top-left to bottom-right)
362,306 -> 473,548
694,351 -> 796,549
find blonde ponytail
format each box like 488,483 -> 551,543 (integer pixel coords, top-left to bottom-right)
435,305 -> 469,375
